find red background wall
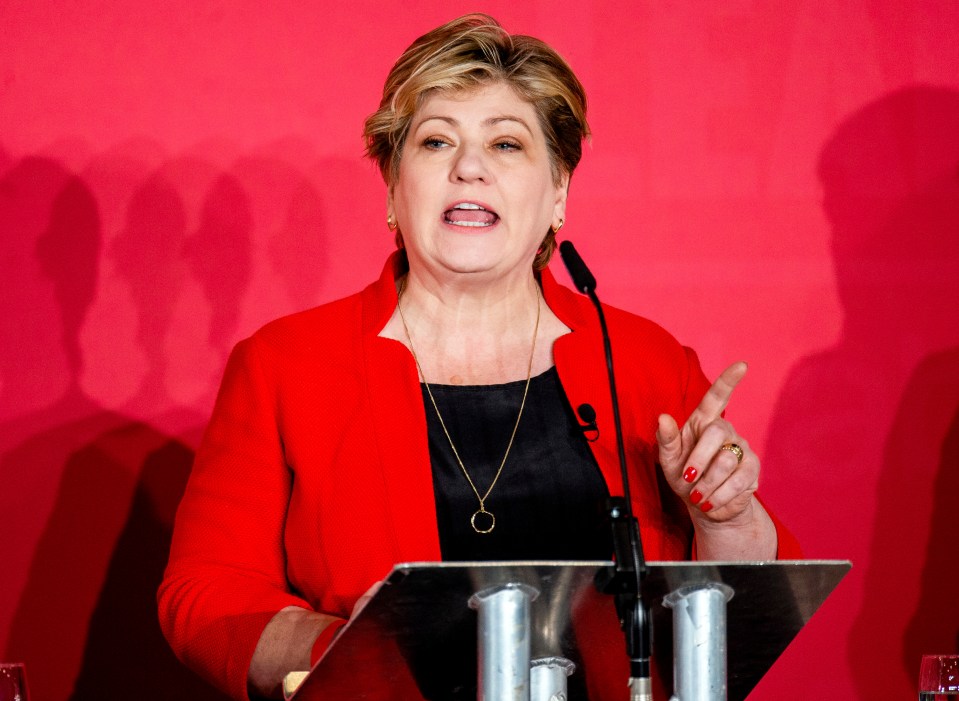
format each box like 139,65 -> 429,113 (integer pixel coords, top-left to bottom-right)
2,2 -> 957,699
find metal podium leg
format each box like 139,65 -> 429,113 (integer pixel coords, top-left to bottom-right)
530,656 -> 575,701
469,583 -> 539,701
663,583 -> 734,701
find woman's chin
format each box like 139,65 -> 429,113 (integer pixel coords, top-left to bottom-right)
437,256 -> 503,277
411,240 -> 524,278
420,261 -> 513,287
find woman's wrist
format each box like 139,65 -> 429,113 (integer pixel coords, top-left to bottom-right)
691,497 -> 777,561
248,607 -> 342,699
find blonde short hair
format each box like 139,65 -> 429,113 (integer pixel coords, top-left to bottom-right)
364,14 -> 590,269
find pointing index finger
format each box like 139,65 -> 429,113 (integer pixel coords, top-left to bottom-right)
690,361 -> 748,426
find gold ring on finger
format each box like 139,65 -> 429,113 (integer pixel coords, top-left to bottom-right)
720,442 -> 744,464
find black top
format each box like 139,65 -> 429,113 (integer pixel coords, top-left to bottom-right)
424,367 -> 612,561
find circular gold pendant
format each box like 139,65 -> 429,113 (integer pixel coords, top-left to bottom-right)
470,508 -> 495,534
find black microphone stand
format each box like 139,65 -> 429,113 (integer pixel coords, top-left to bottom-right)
558,240 -> 652,701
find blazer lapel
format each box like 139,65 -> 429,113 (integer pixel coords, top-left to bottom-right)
360,256 -> 442,562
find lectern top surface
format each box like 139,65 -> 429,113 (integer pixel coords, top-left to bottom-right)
291,560 -> 850,701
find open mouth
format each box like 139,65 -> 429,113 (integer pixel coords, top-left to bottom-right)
443,202 -> 499,228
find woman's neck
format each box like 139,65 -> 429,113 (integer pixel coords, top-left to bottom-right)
382,269 -> 566,385
402,267 -> 540,335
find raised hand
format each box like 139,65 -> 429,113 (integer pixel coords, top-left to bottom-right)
656,361 -> 776,559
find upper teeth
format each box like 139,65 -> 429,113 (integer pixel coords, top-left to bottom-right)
453,203 -> 485,210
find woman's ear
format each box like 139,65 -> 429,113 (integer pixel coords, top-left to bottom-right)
386,191 -> 396,230
553,171 -> 570,223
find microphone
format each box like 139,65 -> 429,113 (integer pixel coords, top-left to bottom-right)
559,240 -> 652,701
558,240 -> 596,293
576,403 -> 599,442
559,241 -> 635,522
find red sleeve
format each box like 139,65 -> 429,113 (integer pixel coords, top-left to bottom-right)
158,337 -> 312,701
309,618 -> 348,665
767,504 -> 804,558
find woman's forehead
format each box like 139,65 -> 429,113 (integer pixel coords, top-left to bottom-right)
412,83 -> 539,128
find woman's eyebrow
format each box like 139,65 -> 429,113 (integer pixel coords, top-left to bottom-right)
487,115 -> 533,135
415,115 -> 458,129
413,114 -> 533,135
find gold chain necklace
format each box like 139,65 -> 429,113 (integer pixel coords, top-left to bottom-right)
397,281 -> 541,534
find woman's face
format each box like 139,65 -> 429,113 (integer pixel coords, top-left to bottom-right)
389,81 -> 568,285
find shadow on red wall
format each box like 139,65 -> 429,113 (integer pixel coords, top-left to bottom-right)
67,166 -> 257,700
764,85 -> 959,699
2,155 -> 233,700
1,136 -> 343,699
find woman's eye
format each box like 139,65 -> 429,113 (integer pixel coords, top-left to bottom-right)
423,137 -> 449,150
493,140 -> 521,152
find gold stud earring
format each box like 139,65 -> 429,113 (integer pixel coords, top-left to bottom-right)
387,214 -> 397,231
551,218 -> 564,234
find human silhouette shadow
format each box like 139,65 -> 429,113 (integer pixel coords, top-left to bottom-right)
227,146 -> 332,312
896,350 -> 959,667
183,171 -> 254,352
67,163 -> 259,700
67,438 -> 227,701
0,158 -> 137,701
763,86 -> 959,699
3,158 -> 230,700
0,157 -> 87,425
74,149 -> 354,699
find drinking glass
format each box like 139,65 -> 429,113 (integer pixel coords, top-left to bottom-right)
0,664 -> 28,701
920,655 -> 959,700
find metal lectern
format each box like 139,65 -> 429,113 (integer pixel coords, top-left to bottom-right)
289,560 -> 850,701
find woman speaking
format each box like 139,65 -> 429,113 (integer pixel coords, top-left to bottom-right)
159,14 -> 800,700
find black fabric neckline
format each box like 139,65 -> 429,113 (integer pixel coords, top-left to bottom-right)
423,365 -> 612,561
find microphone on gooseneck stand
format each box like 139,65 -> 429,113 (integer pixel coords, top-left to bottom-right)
558,240 -> 652,701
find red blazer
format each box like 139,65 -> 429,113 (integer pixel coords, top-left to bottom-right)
158,253 -> 801,700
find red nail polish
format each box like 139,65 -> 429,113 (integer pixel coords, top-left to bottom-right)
701,501 -> 714,513
682,466 -> 697,483
690,490 -> 703,505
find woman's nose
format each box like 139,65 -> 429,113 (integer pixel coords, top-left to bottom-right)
449,142 -> 493,184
